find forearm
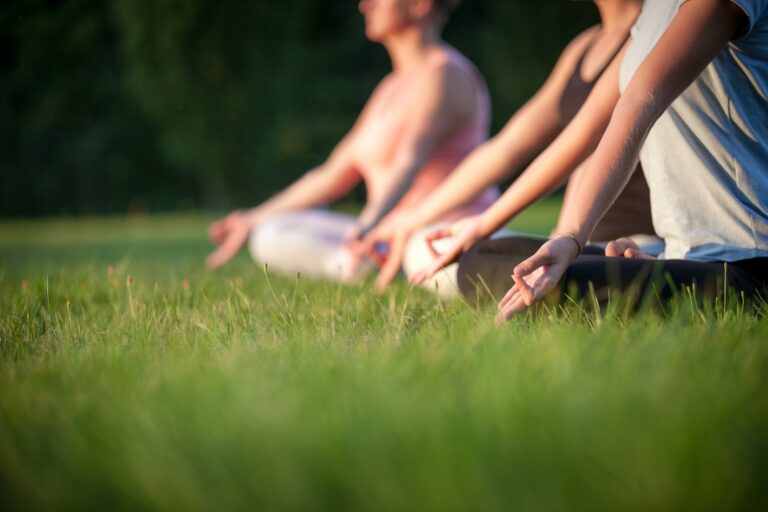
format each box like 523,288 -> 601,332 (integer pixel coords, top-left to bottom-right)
552,0 -> 744,248
551,155 -> 592,234
406,127 -> 558,230
475,124 -> 603,237
557,96 -> 658,246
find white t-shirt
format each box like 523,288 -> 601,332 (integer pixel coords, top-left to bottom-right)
619,0 -> 768,261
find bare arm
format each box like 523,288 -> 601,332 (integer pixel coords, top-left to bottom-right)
552,154 -> 593,235
410,39 -> 631,285
558,0 -> 744,247
403,28 -> 597,231
205,134 -> 361,268
499,0 -> 746,320
473,42 -> 629,238
205,80 -> 387,269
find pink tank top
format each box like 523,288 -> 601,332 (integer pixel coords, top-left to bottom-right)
350,47 -> 498,220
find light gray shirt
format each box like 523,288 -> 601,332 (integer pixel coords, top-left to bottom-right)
619,0 -> 768,261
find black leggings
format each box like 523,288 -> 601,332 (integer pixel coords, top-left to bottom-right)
457,236 -> 768,306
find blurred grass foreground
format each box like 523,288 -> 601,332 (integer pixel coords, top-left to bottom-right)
2,203 -> 768,510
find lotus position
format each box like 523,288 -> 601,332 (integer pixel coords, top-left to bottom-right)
206,0 -> 496,282
481,0 -> 768,321
363,0 -> 660,298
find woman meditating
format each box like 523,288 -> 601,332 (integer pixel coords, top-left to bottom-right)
205,0 -> 497,282
472,0 -> 768,321
362,0 -> 658,297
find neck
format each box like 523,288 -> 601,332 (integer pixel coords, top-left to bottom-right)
594,0 -> 642,32
383,22 -> 443,73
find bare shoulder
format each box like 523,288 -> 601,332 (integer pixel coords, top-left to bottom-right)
370,71 -> 398,96
418,47 -> 479,101
560,25 -> 601,64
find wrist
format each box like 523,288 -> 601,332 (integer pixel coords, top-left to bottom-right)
245,208 -> 264,227
553,221 -> 589,248
398,216 -> 420,237
552,232 -> 584,256
477,212 -> 499,238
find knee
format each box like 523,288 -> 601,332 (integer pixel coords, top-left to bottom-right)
248,213 -> 297,264
401,225 -> 447,277
401,232 -> 430,278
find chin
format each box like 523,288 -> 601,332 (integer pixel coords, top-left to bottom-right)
364,27 -> 386,42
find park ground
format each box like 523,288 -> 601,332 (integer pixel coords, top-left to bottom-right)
1,198 -> 767,511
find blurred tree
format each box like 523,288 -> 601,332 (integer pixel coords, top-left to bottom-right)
0,0 -> 597,216
0,0 -> 193,216
113,0 -> 385,207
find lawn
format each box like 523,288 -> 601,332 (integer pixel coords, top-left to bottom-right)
1,198 -> 767,511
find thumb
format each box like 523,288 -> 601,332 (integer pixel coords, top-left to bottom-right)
423,229 -> 452,258
375,236 -> 405,292
513,248 -> 552,278
605,240 -> 621,257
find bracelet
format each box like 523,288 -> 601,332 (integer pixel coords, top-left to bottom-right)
553,232 -> 583,256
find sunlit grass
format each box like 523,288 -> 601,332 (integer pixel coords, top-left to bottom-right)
1,198 -> 767,510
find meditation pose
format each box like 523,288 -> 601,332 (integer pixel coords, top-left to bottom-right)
471,0 -> 768,321
206,0 -> 496,282
364,0 -> 658,297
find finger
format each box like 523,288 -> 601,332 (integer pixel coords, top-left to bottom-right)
205,227 -> 248,269
496,294 -> 528,324
409,255 -> 446,284
206,239 -> 240,269
530,273 -> 558,302
605,240 -> 621,257
423,228 -> 452,243
409,261 -> 440,284
375,239 -> 404,293
421,248 -> 461,281
498,284 -> 520,311
206,247 -> 230,269
344,238 -> 365,257
512,274 -> 536,306
423,229 -> 453,258
361,233 -> 384,256
409,270 -> 428,285
369,249 -> 387,268
513,248 -> 554,278
623,237 -> 641,251
208,221 -> 227,245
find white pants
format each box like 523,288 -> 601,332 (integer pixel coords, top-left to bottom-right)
249,210 -> 510,299
248,210 -> 374,283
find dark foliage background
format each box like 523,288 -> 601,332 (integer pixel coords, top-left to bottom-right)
0,0 -> 597,217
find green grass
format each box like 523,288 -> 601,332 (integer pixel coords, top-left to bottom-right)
1,198 -> 767,511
